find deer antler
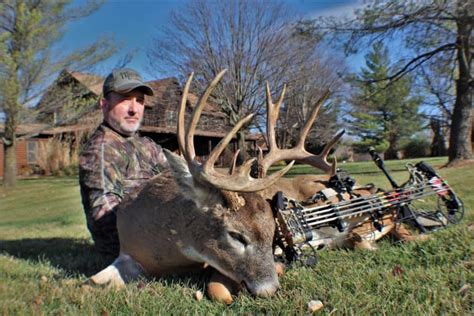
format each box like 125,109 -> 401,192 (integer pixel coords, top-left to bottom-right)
178,70 -> 294,192
258,83 -> 344,176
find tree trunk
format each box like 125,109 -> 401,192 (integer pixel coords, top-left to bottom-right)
236,130 -> 247,164
385,133 -> 399,160
2,80 -> 20,187
430,118 -> 447,157
3,120 -> 17,187
448,18 -> 473,163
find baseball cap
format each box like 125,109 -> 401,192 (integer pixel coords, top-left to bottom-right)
103,68 -> 154,96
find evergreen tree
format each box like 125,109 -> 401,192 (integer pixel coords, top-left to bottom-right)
348,42 -> 422,159
313,0 -> 472,165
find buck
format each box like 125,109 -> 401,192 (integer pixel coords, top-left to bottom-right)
89,70 -> 296,303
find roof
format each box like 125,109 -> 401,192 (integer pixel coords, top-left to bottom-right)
187,93 -> 226,117
145,77 -> 179,102
140,125 -> 259,140
0,122 -> 259,140
67,71 -> 103,95
0,123 -> 94,137
144,78 -> 224,116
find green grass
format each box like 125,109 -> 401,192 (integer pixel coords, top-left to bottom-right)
0,158 -> 472,315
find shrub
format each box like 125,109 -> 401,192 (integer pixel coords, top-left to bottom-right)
36,136 -> 79,175
403,138 -> 431,158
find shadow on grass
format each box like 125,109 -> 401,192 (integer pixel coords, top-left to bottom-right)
0,237 -> 211,289
0,237 -> 112,277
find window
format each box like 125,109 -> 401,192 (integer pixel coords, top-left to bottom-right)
27,141 -> 38,164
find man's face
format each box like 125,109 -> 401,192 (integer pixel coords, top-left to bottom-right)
100,90 -> 145,136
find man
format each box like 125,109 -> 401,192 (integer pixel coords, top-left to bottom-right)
79,68 -> 168,257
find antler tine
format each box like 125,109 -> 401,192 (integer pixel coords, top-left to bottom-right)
178,72 -> 194,161
185,69 -> 227,162
255,146 -> 265,178
296,89 -> 330,149
203,113 -> 254,174
320,129 -> 345,161
266,82 -> 286,151
199,160 -> 295,192
228,149 -> 240,175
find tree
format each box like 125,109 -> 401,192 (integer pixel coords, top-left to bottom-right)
348,42 -> 422,159
147,0 -> 338,160
314,0 -> 473,164
0,0 -> 115,187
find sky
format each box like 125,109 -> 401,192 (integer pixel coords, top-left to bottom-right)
62,0 -> 364,80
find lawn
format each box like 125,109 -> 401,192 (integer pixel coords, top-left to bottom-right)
0,157 -> 472,314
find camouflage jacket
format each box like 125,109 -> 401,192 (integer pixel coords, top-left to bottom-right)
79,122 -> 168,255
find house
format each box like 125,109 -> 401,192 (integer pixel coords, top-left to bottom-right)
0,123 -> 95,177
0,69 -> 258,177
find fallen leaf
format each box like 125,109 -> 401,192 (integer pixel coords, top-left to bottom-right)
40,275 -> 48,283
392,265 -> 404,277
307,300 -> 324,313
275,262 -> 285,277
101,310 -> 109,316
463,261 -> 474,269
33,296 -> 43,306
195,290 -> 204,302
459,284 -> 471,296
81,284 -> 92,293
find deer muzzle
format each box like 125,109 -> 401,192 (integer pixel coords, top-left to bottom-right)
243,278 -> 280,297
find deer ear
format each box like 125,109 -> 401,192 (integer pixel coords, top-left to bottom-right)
163,149 -> 222,206
163,149 -> 195,192
163,149 -> 191,177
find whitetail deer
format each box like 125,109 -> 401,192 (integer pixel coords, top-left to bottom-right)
88,70 -> 295,303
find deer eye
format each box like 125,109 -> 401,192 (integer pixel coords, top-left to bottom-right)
229,231 -> 249,247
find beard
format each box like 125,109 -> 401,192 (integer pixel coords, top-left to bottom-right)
106,115 -> 142,136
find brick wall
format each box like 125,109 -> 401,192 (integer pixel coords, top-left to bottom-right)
0,139 -> 36,177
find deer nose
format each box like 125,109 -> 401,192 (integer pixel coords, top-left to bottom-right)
245,278 -> 280,297
255,282 -> 280,297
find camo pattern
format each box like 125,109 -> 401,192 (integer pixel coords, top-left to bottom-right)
79,123 -> 168,256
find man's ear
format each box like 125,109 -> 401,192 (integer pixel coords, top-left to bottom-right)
99,97 -> 107,111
